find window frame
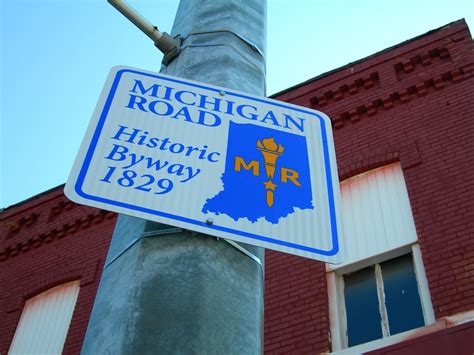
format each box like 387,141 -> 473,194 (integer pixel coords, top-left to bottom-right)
327,244 -> 435,353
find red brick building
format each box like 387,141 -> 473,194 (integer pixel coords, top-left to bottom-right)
1,19 -> 473,354
265,19 -> 474,354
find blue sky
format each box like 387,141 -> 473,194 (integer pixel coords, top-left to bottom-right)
1,0 -> 473,208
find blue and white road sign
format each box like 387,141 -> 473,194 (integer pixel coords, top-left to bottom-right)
65,66 -> 343,263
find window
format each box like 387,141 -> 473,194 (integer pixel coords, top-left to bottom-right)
344,253 -> 424,347
328,164 -> 435,352
9,281 -> 80,354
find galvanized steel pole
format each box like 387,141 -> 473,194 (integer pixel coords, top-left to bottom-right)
81,0 -> 266,353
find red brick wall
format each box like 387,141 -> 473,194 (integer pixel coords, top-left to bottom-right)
264,252 -> 329,353
264,19 -> 474,352
0,187 -> 116,354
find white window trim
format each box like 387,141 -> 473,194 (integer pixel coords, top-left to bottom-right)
374,263 -> 390,338
327,243 -> 435,353
412,243 -> 436,324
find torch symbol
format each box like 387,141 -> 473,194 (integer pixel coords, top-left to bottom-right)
257,138 -> 284,207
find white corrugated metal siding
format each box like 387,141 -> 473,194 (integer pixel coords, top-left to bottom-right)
336,163 -> 418,267
8,280 -> 80,354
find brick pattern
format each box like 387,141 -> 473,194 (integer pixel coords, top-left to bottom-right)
0,187 -> 117,354
337,140 -> 422,181
310,72 -> 380,108
311,61 -> 473,129
6,212 -> 40,237
393,46 -> 451,80
264,251 -> 329,354
266,20 -> 474,353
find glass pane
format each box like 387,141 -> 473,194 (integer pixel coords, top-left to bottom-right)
381,254 -> 425,335
344,267 -> 383,347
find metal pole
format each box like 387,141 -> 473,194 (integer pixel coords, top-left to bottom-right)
81,0 -> 266,354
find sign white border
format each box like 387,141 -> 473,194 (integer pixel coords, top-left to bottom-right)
66,66 -> 343,263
